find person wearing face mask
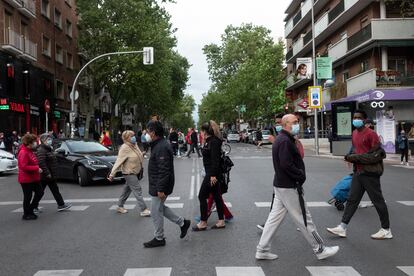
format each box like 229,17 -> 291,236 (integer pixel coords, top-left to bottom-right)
35,133 -> 72,213
397,130 -> 409,166
17,134 -> 44,220
256,114 -> 339,261
327,110 -> 392,240
108,130 -> 150,217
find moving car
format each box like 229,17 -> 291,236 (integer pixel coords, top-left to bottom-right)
53,139 -> 123,186
227,130 -> 241,143
0,149 -> 18,174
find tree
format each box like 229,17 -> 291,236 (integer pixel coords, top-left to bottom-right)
169,94 -> 196,131
200,24 -> 286,126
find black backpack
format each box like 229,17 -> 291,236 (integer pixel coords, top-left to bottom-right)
220,151 -> 234,194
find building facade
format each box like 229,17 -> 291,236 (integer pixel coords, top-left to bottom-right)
283,0 -> 414,137
0,0 -> 79,135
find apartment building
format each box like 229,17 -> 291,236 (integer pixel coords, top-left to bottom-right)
283,0 -> 414,134
0,0 -> 79,135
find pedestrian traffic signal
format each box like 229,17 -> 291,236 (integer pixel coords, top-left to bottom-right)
308,86 -> 322,109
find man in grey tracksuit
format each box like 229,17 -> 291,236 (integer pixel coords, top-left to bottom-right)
255,114 -> 339,260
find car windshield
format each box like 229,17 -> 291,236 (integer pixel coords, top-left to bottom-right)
262,130 -> 270,135
66,141 -> 110,153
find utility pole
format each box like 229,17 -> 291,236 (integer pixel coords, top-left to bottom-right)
311,0 -> 319,155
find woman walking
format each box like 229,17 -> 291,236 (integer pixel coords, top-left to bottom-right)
17,134 -> 44,220
397,130 -> 409,166
108,130 -> 151,217
193,120 -> 225,231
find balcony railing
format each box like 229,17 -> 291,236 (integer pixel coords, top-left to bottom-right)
2,28 -> 23,54
292,38 -> 304,57
286,48 -> 293,61
328,0 -> 344,24
347,24 -> 372,51
4,0 -> 22,9
292,10 -> 302,26
315,12 -> 329,37
20,0 -> 36,18
303,30 -> 312,45
23,38 -> 37,61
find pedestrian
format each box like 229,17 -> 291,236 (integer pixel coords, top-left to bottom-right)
169,128 -> 179,156
116,130 -> 123,149
177,130 -> 185,157
143,120 -> 190,248
256,114 -> 339,261
193,120 -> 226,231
35,133 -> 72,212
186,128 -> 201,158
10,130 -> 21,156
17,134 -> 44,220
0,132 -> 6,150
327,110 -> 392,240
141,130 -> 149,155
101,131 -> 112,149
108,130 -> 151,217
397,130 -> 410,166
256,129 -> 263,148
58,129 -> 65,139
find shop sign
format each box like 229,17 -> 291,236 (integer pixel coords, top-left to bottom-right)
30,105 -> 40,116
53,111 -> 61,119
10,102 -> 25,113
0,98 -> 9,110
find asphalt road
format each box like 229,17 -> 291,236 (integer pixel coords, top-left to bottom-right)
0,143 -> 414,276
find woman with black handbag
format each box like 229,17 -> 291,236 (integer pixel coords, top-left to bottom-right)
108,130 -> 150,217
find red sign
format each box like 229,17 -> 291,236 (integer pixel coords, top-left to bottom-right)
44,99 -> 50,113
0,98 -> 7,105
298,99 -> 309,109
10,102 -> 25,113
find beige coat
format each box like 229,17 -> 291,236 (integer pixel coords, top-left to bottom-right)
109,143 -> 144,177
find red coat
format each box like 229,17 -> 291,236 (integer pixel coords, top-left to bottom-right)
18,145 -> 40,184
101,135 -> 112,147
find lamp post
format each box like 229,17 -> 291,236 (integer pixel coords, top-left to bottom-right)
311,0 -> 319,155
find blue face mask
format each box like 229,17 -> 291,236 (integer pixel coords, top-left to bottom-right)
130,136 -> 137,144
291,124 -> 300,136
46,139 -> 53,146
352,119 -> 364,128
275,125 -> 283,133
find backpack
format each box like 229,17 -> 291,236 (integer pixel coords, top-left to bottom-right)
220,151 -> 234,194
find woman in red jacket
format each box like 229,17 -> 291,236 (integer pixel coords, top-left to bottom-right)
18,134 -> 43,220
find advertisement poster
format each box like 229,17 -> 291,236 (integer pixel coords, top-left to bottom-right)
296,57 -> 313,80
337,111 -> 352,136
316,57 -> 332,79
376,111 -> 396,153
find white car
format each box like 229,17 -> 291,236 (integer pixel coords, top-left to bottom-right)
227,131 -> 241,143
0,149 -> 18,174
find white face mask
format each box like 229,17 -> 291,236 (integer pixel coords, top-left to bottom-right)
145,133 -> 152,143
32,142 -> 38,148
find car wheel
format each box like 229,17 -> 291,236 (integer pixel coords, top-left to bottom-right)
77,166 -> 90,186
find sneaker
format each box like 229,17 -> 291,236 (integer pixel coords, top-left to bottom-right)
256,224 -> 265,231
57,203 -> 72,212
406,163 -> 410,167
371,228 -> 393,240
326,225 -> 347,238
194,216 -> 201,223
401,161 -> 404,165
255,251 -> 278,260
140,209 -> 151,217
316,246 -> 339,260
33,208 -> 42,215
180,219 -> 191,239
143,238 -> 166,248
22,214 -> 38,220
117,207 -> 128,214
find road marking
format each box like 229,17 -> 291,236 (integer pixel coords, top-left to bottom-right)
397,201 -> 414,206
392,165 -> 414,169
216,266 -> 265,276
34,270 -> 83,276
306,266 -> 361,276
255,202 -> 271,208
192,158 -> 195,173
197,172 -> 201,194
68,206 -> 90,211
225,202 -> 232,208
189,175 -> 195,200
397,266 -> 414,276
12,207 -> 44,213
109,204 -> 136,210
165,203 -> 184,209
307,202 -> 331,207
231,156 -> 272,160
124,268 -> 171,276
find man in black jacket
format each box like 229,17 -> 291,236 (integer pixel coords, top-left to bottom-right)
34,133 -> 71,213
186,128 -> 201,158
256,114 -> 339,261
168,128 -> 179,156
144,121 -> 190,248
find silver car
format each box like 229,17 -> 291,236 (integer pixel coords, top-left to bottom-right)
0,149 -> 18,174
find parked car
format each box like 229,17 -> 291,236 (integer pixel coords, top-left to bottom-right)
0,149 -> 18,174
261,130 -> 271,144
52,139 -> 123,186
227,131 -> 241,143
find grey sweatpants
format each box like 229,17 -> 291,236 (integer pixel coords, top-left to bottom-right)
257,187 -> 324,254
151,196 -> 184,240
118,175 -> 147,211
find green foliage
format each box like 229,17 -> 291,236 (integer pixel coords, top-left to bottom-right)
169,94 -> 196,131
199,24 -> 286,125
384,0 -> 414,17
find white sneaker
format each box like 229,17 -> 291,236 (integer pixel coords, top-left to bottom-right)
326,225 -> 347,238
401,161 -> 404,165
140,209 -> 151,217
117,207 -> 128,214
406,163 -> 410,167
316,246 -> 339,260
371,228 -> 393,240
255,251 -> 278,260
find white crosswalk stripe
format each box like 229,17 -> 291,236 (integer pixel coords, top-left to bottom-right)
109,204 -> 136,210
398,266 -> 414,276
165,203 -> 184,208
12,206 -> 44,213
12,206 -> 89,213
124,268 -> 172,276
216,266 -> 265,276
397,201 -> 414,206
33,270 -> 83,276
306,266 -> 362,276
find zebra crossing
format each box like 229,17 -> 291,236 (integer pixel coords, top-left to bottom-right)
30,266 -> 414,276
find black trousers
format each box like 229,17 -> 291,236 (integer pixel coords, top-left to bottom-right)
20,182 -> 44,216
171,142 -> 178,156
187,144 -> 201,157
342,173 -> 390,229
35,179 -> 65,207
198,176 -> 224,221
401,148 -> 409,162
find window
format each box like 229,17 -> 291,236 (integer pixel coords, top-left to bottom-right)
55,44 -> 63,64
342,71 -> 349,82
41,0 -> 50,18
360,16 -> 369,28
54,9 -> 62,29
66,20 -> 73,37
66,52 -> 73,69
56,81 -> 64,99
42,35 -> 51,56
360,60 -> 369,73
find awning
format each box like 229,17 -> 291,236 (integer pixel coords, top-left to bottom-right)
325,87 -> 414,111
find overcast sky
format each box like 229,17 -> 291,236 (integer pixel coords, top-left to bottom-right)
164,0 -> 291,121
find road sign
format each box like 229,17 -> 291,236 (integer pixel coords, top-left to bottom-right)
122,113 -> 133,126
143,47 -> 154,65
316,57 -> 332,79
44,99 -> 50,113
240,105 -> 246,113
308,86 -> 322,109
70,90 -> 79,101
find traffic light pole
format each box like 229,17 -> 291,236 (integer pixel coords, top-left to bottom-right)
311,0 -> 319,155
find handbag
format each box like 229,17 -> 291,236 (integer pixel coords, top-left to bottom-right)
137,167 -> 144,180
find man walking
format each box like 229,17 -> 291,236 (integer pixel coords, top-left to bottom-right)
256,114 -> 339,260
144,120 -> 190,248
327,110 -> 392,239
169,128 -> 179,156
186,128 -> 201,158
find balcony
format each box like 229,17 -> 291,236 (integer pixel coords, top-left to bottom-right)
286,73 -> 312,91
2,28 -> 23,55
328,0 -> 344,24
22,38 -> 37,62
285,30 -> 313,62
3,0 -> 22,9
292,10 -> 302,27
328,18 -> 414,64
19,0 -> 36,19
